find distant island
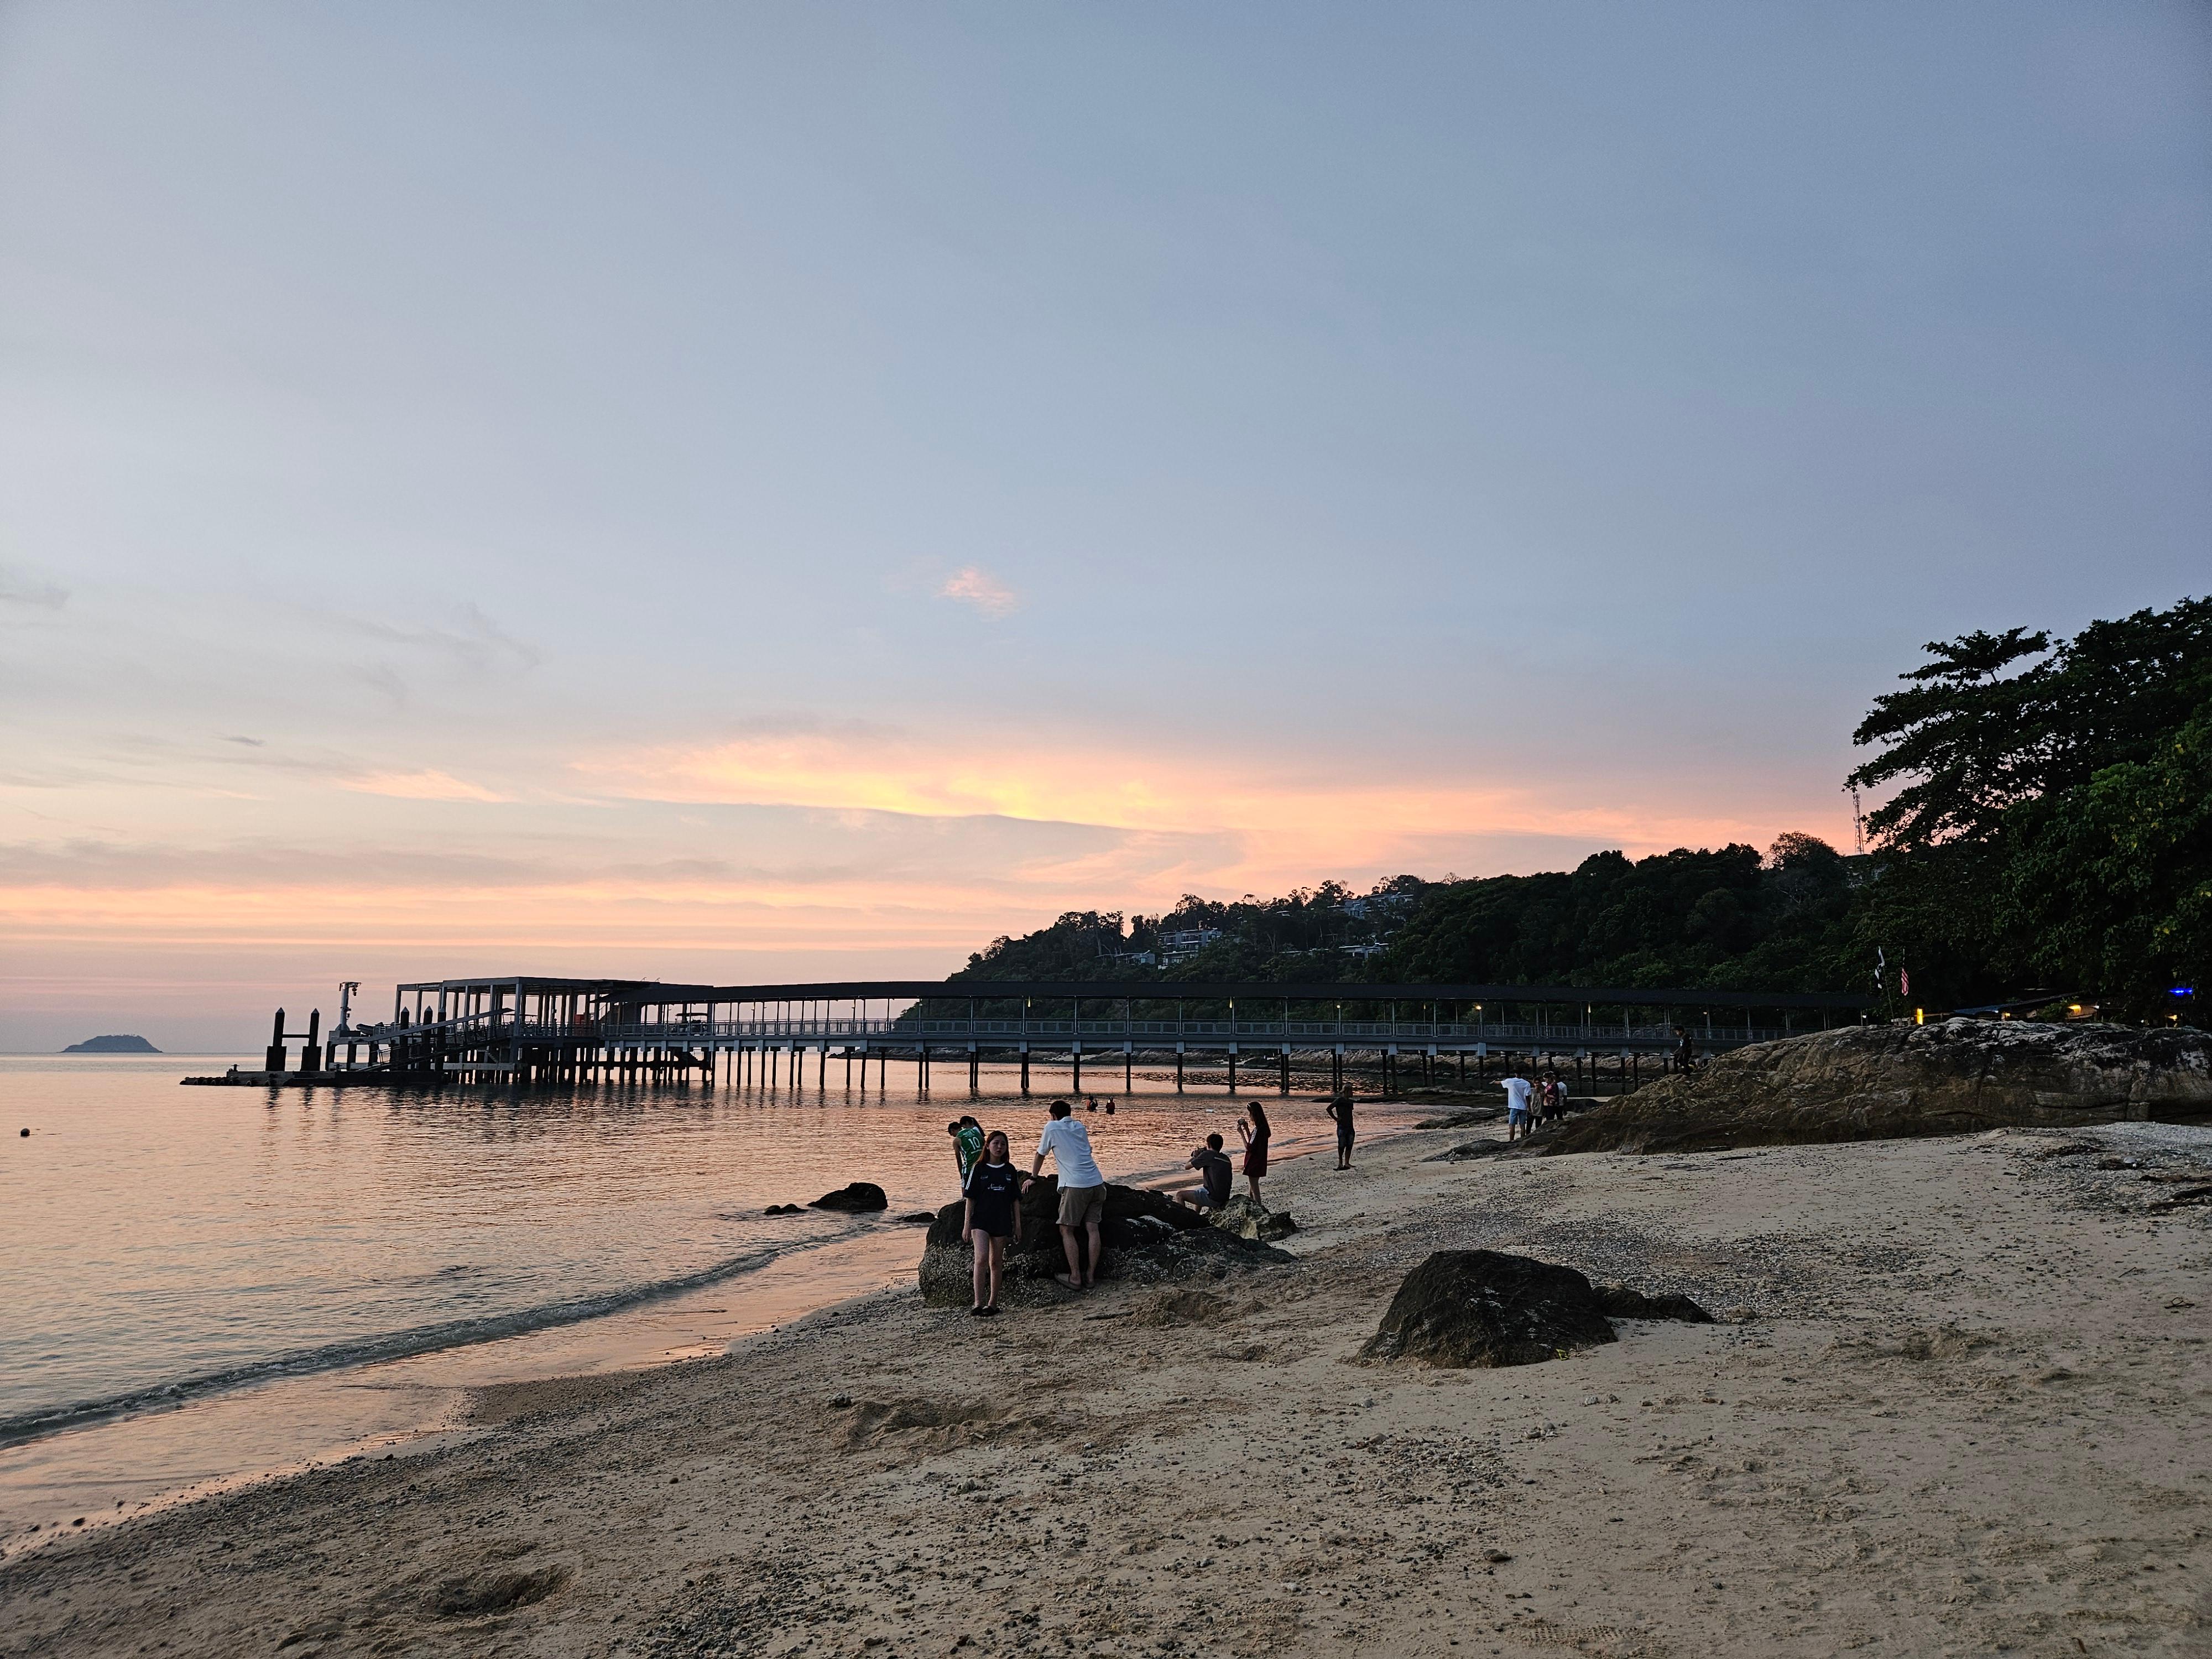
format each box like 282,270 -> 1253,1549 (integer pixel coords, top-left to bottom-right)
62,1034 -> 161,1053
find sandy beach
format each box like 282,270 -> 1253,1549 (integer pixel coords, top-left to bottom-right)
3,1111 -> 2207,1658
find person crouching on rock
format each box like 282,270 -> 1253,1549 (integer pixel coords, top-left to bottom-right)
1187,1133 -> 1233,1210
1238,1100 -> 1271,1208
1033,1099 -> 1109,1290
963,1130 -> 1024,1316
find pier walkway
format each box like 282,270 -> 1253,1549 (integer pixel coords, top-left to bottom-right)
217,977 -> 1874,1094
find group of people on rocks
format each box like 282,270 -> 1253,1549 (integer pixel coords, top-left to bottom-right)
943,1099 -> 1111,1316
945,1065 -> 1586,1312
940,1089 -> 1338,1316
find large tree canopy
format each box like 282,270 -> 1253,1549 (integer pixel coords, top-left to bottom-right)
1848,595 -> 2210,1016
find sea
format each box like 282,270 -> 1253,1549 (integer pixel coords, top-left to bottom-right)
0,1052 -> 1415,1552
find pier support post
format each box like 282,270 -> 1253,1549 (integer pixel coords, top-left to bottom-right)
969,1046 -> 979,1092
1176,1046 -> 1185,1092
1020,1046 -> 1030,1095
1227,1050 -> 1238,1093
1124,1044 -> 1132,1093
1279,1047 -> 1289,1094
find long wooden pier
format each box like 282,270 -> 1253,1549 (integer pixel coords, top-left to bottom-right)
192,977 -> 1872,1094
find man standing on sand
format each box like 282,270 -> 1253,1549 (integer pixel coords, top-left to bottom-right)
1326,1091 -> 1357,1169
1032,1100 -> 1108,1289
1502,1067 -> 1535,1143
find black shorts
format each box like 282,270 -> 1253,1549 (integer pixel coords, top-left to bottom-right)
1337,1128 -> 1355,1147
968,1212 -> 1015,1240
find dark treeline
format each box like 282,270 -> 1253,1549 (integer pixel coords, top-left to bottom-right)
941,597 -> 2208,1025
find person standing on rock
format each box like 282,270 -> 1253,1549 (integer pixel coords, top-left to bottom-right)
1032,1100 -> 1108,1289
1187,1133 -> 1233,1209
1238,1099 -> 1272,1207
1673,1026 -> 1698,1076
1502,1067 -> 1535,1142
949,1116 -> 985,1189
1326,1092 -> 1357,1169
962,1129 -> 1024,1316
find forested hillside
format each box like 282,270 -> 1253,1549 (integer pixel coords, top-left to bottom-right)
951,598 -> 2205,1020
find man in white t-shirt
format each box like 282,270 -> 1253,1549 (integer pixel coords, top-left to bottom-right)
1502,1069 -> 1535,1142
1033,1099 -> 1108,1289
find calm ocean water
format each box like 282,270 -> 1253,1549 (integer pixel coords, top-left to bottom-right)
0,1054 -> 1375,1452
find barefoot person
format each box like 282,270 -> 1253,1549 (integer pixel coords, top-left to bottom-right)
1032,1100 -> 1108,1289
1326,1091 -> 1357,1169
1502,1066 -> 1534,1142
962,1130 -> 1024,1316
1237,1099 -> 1271,1207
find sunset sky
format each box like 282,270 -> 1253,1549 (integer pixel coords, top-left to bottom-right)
3,3 -> 2206,1049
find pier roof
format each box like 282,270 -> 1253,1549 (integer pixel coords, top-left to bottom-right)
395,975 -> 1870,1011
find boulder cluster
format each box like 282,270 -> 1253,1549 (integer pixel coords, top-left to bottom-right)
916,1178 -> 1291,1307
1547,1019 -> 2212,1156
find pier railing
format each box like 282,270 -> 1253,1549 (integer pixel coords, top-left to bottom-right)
359,1013 -> 1802,1052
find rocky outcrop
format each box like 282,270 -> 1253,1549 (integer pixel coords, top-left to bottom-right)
1546,1020 -> 2212,1157
809,1183 -> 888,1213
1359,1250 -> 1710,1368
917,1178 -> 1292,1307
1208,1193 -> 1297,1242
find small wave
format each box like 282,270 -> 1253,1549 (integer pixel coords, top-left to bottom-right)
0,1230 -> 849,1451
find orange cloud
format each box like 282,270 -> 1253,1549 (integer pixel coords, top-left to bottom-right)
341,770 -> 509,802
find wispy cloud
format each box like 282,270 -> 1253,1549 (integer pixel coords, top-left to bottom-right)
938,566 -> 1019,618
341,769 -> 508,802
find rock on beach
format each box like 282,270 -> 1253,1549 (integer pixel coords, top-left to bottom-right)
1360,1249 -> 1710,1368
808,1183 -> 889,1213
1548,1019 -> 2212,1157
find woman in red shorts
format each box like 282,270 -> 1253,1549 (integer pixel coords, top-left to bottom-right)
1237,1098 -> 1272,1208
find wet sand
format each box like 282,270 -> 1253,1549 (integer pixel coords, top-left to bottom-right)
2,1117 -> 2208,1657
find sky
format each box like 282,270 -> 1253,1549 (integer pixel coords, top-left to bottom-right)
2,2 -> 2206,1049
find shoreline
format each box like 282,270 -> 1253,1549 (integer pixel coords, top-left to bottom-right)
12,1115 -> 2200,1656
0,1109 -> 1442,1559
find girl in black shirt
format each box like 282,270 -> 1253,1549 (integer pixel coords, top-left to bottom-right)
962,1130 -> 1025,1316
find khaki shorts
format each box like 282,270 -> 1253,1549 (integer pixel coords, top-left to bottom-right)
1057,1182 -> 1107,1228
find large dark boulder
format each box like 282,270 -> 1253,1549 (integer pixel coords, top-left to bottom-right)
1547,1020 -> 2212,1157
917,1177 -> 1291,1307
1360,1251 -> 1616,1368
810,1182 -> 888,1213
1360,1250 -> 1712,1368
